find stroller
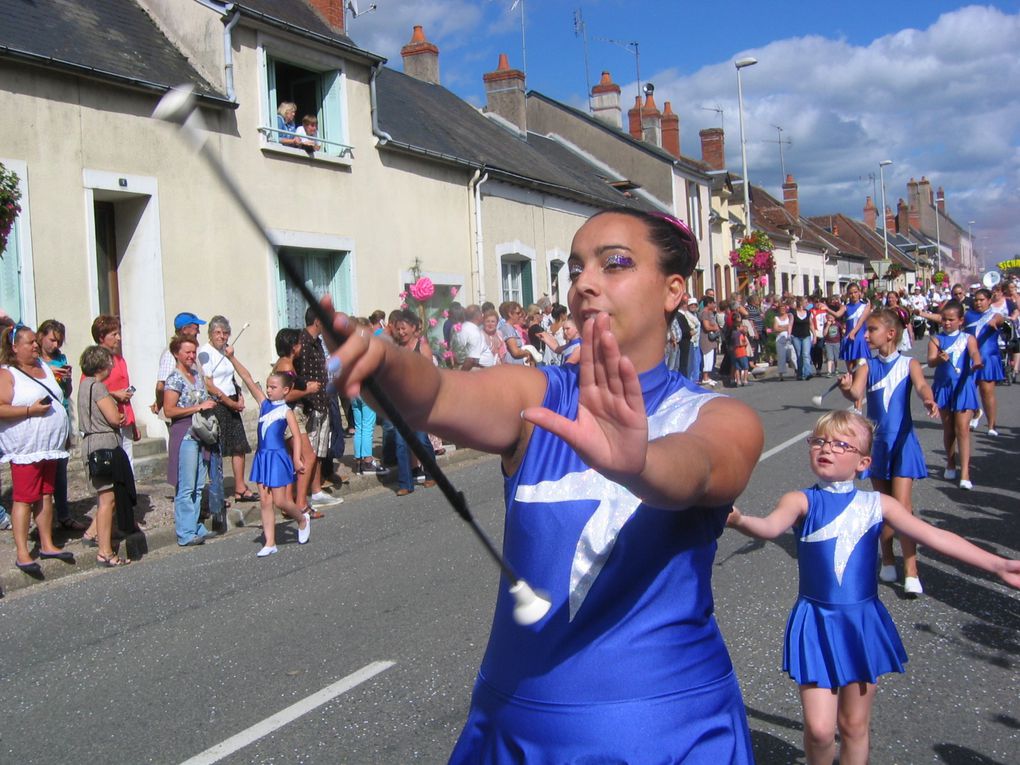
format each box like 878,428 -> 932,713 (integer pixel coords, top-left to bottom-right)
1000,317 -> 1019,385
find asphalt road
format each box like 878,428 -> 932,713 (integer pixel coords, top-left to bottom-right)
1,356 -> 1017,764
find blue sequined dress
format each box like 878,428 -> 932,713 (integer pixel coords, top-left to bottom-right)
839,300 -> 870,362
248,399 -> 295,488
784,483 -> 907,688
931,331 -> 981,412
449,363 -> 754,765
860,352 -> 927,481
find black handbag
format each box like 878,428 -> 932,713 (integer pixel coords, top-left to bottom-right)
83,381 -> 116,481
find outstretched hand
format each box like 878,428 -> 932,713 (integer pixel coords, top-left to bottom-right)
522,313 -> 648,479
998,559 -> 1020,590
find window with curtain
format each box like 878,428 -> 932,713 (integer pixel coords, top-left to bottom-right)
263,54 -> 349,158
276,248 -> 349,329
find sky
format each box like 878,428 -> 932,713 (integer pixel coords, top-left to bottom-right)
344,1 -> 1020,268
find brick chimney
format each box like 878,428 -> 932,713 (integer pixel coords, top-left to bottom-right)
640,90 -> 662,147
884,205 -> 895,235
590,71 -> 622,129
306,0 -> 345,34
483,53 -> 526,132
661,101 -> 680,158
782,174 -> 799,219
863,196 -> 877,229
918,175 -> 932,205
908,201 -> 920,231
401,25 -> 440,85
627,96 -> 642,139
699,127 -> 724,170
896,198 -> 910,235
936,186 -> 945,215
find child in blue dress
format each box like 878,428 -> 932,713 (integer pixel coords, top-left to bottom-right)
927,300 -> 983,490
838,308 -> 937,596
964,288 -> 1005,435
224,347 -> 310,557
825,282 -> 870,410
727,410 -> 1020,765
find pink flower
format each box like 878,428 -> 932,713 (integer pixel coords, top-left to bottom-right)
428,317 -> 438,327
453,323 -> 463,333
860,279 -> 869,288
443,351 -> 454,360
442,310 -> 449,318
398,291 -> 408,299
409,277 -> 435,302
450,286 -> 459,297
400,302 -> 408,309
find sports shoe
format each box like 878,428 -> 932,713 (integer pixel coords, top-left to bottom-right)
959,479 -> 973,490
879,565 -> 897,583
310,491 -> 342,505
413,468 -> 427,484
944,468 -> 958,481
970,410 -> 983,430
904,576 -> 923,596
298,513 -> 311,545
0,506 -> 11,530
987,428 -> 999,437
360,459 -> 389,475
256,545 -> 278,557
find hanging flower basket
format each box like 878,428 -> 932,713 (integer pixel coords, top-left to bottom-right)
932,270 -> 949,285
0,162 -> 23,257
729,230 -> 775,292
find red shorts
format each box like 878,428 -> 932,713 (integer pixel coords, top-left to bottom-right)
10,460 -> 59,504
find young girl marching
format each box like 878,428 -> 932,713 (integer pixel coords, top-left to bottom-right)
826,282 -> 871,410
838,309 -> 938,595
224,347 -> 310,557
927,300 -> 983,489
727,410 -> 1020,765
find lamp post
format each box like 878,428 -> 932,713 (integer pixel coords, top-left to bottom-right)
735,56 -> 758,233
878,160 -> 892,263
934,191 -> 942,274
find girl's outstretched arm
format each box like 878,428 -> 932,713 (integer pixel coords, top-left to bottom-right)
908,358 -> 939,419
224,347 -> 266,404
727,491 -> 808,540
838,362 -> 868,402
881,496 -> 1020,588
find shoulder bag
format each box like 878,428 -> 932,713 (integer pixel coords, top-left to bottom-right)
83,381 -> 116,481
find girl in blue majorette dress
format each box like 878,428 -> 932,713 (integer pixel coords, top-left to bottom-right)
928,299 -> 982,490
839,308 -> 938,596
964,288 -> 1004,435
223,347 -> 309,557
826,282 -> 871,410
727,410 -> 1020,765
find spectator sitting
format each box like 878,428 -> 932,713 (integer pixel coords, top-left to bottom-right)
295,115 -> 321,154
275,102 -> 301,147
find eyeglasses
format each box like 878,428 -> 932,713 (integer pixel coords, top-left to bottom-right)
806,436 -> 860,454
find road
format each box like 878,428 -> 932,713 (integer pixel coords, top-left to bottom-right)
1,359 -> 1017,764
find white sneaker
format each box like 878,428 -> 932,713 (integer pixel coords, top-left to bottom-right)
256,545 -> 278,557
987,428 -> 999,437
298,512 -> 311,545
970,411 -> 982,430
959,479 -> 973,490
310,491 -> 341,505
879,565 -> 897,583
904,576 -> 923,596
944,468 -> 958,481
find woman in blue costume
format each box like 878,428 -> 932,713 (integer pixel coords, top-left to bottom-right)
839,309 -> 937,596
826,283 -> 871,410
927,300 -> 983,490
964,288 -> 1005,436
223,348 -> 310,557
331,209 -> 765,763
727,410 -> 1020,765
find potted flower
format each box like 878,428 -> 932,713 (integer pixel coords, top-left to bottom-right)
401,258 -> 461,364
0,162 -> 22,257
729,230 -> 775,294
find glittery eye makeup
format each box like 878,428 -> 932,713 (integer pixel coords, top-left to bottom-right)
604,253 -> 636,270
567,262 -> 584,280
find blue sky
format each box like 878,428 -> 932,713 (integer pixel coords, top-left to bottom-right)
347,2 -> 1020,267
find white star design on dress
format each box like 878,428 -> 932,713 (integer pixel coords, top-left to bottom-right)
513,384 -> 718,621
801,491 -> 883,585
867,355 -> 910,412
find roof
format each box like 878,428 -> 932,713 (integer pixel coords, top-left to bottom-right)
526,91 -> 711,178
0,0 -> 224,101
375,67 -> 651,211
231,1 -> 383,63
811,214 -> 915,270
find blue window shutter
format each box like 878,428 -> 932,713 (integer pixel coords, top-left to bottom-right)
522,260 -> 533,306
265,53 -> 278,140
320,70 -> 344,156
0,220 -> 23,322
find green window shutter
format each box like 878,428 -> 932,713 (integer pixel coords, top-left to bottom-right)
522,260 -> 533,306
265,54 -> 278,140
320,70 -> 344,156
0,220 -> 23,321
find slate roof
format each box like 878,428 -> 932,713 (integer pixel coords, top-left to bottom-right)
375,67 -> 651,210
526,91 -> 711,178
0,0 -> 224,100
232,1 -> 382,62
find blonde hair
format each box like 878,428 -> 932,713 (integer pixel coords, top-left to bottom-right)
813,410 -> 874,456
277,101 -> 297,118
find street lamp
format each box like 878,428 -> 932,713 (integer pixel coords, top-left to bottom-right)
735,56 -> 758,232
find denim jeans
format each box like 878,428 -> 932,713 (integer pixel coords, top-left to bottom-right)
175,437 -> 210,545
791,335 -> 813,379
686,346 -> 702,382
396,430 -> 432,491
381,418 -> 396,465
206,446 -> 225,518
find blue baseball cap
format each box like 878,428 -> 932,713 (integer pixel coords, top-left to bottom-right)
173,311 -> 206,331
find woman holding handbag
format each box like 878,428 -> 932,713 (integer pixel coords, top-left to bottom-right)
0,324 -> 73,577
77,345 -> 130,567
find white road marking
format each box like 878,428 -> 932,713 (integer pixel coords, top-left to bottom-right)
180,660 -> 396,765
758,430 -> 812,463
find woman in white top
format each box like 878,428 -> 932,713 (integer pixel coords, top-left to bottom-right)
0,325 -> 72,577
772,302 -> 794,381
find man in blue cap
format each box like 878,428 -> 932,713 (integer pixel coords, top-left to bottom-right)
152,311 -> 206,415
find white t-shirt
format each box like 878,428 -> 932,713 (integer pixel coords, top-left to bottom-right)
451,321 -> 485,367
198,342 -> 237,396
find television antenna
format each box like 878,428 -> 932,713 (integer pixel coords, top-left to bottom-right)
594,37 -> 641,105
573,9 -> 593,109
346,0 -> 377,20
700,104 -> 724,130
763,124 -> 792,179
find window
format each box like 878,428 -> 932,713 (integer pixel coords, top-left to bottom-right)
0,213 -> 24,320
549,259 -> 564,305
276,247 -> 350,328
802,274 -> 810,295
686,181 -> 702,239
93,201 -> 121,316
263,52 -> 351,159
501,258 -> 533,306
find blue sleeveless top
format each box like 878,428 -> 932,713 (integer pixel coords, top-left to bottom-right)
860,352 -> 926,480
965,308 -> 1004,382
478,363 -> 735,703
932,331 -> 980,412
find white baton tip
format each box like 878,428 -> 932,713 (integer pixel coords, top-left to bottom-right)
153,84 -> 197,123
510,580 -> 551,625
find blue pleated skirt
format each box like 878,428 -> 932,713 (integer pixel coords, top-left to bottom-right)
861,429 -> 927,481
840,331 -> 870,363
249,448 -> 295,488
973,351 -> 1004,382
783,595 -> 907,688
449,672 -> 755,764
933,379 -> 981,413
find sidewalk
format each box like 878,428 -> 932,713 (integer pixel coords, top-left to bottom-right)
0,445 -> 480,598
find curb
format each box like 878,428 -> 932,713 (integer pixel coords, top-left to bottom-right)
0,446 -> 488,598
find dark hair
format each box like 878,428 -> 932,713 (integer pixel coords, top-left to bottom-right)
91,315 -> 121,343
588,208 -> 699,277
448,304 -> 466,323
871,307 -> 904,344
79,345 -> 113,376
304,306 -> 321,327
481,301 -> 495,313
551,304 -> 568,321
37,319 -> 66,341
369,310 -> 386,324
267,371 -> 294,390
400,309 -> 421,329
973,288 -> 991,300
275,328 -> 302,358
169,334 -> 198,356
941,299 -> 964,319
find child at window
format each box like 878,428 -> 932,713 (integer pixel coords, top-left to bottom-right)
296,115 -> 321,154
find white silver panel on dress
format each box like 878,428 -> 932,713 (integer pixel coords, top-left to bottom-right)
259,400 -> 290,439
801,490 -> 882,586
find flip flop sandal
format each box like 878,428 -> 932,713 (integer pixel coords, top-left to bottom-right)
96,554 -> 130,568
234,491 -> 259,502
